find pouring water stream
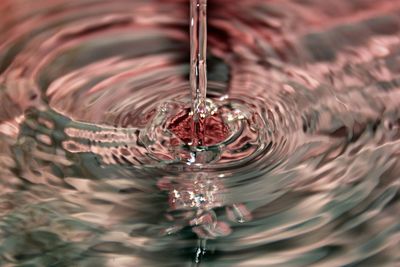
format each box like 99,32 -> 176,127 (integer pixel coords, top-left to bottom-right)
190,0 -> 208,147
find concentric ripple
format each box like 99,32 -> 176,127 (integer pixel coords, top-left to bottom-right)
0,0 -> 399,266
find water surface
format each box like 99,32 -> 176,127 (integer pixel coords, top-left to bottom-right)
0,0 -> 399,266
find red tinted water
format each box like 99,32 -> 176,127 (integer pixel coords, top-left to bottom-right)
168,108 -> 230,146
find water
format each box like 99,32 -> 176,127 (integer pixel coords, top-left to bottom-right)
189,0 -> 208,144
0,0 -> 399,266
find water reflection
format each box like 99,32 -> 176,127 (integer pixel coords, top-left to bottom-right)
0,0 -> 399,266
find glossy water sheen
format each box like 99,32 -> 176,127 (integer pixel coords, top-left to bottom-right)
0,0 -> 399,266
190,0 -> 207,131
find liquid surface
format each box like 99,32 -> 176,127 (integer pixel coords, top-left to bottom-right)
0,0 -> 400,266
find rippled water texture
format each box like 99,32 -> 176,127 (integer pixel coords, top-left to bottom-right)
1,0 -> 400,266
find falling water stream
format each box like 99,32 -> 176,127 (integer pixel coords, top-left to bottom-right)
0,0 -> 399,266
189,0 -> 208,144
